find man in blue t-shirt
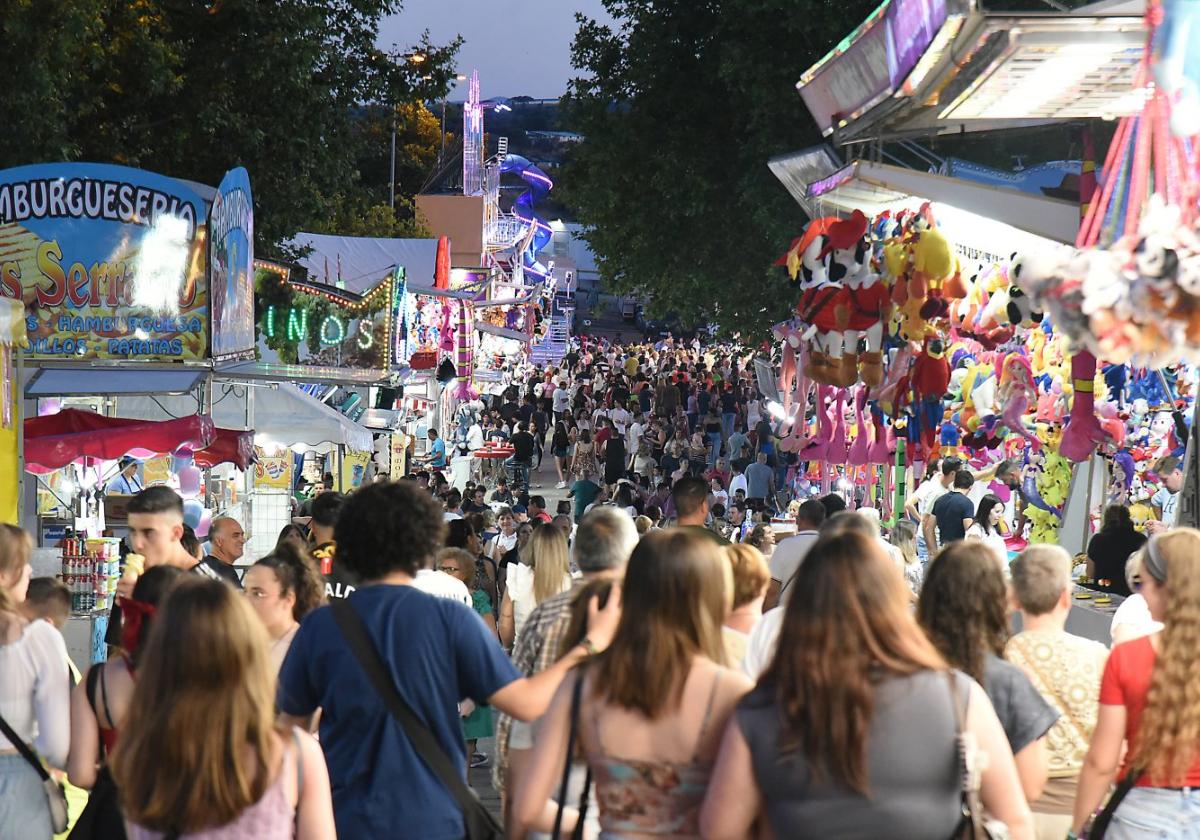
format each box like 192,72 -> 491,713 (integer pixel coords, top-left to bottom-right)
424,428 -> 448,469
930,469 -> 976,548
278,480 -> 620,839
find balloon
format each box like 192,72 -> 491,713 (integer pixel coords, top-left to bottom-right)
183,499 -> 204,530
178,466 -> 202,498
194,509 -> 213,539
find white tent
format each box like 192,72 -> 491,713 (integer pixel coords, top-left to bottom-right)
116,381 -> 371,454
287,232 -> 439,293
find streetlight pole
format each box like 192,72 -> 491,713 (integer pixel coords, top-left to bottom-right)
390,107 -> 397,209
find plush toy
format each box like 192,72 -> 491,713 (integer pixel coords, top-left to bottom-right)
872,345 -> 915,417
1059,351 -> 1111,462
911,337 -> 951,401
1107,449 -> 1137,508
827,389 -> 851,465
784,217 -> 839,285
848,387 -> 872,467
827,211 -> 890,387
996,353 -> 1042,452
867,409 -> 896,465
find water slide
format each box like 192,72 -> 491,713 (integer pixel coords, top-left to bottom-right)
499,154 -> 554,280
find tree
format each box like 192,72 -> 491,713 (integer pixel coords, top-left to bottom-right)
0,0 -> 461,248
562,0 -> 879,336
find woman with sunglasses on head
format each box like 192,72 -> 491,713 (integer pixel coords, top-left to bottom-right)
1072,529 -> 1200,839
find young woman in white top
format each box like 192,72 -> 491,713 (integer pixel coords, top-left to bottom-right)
0,524 -> 70,839
965,494 -> 1008,559
499,524 -> 574,651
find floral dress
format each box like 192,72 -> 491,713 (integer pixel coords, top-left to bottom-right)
572,439 -> 600,478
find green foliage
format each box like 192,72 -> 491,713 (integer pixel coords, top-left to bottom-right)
0,0 -> 461,249
563,0 -> 881,336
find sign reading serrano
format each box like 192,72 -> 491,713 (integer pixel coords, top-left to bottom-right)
0,163 -> 208,360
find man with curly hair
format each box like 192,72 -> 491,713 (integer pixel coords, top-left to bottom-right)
278,480 -> 621,840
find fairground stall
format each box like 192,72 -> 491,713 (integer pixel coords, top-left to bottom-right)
763,0 -> 1198,643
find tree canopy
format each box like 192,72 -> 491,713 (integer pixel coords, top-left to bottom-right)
562,0 -> 884,336
0,0 -> 460,248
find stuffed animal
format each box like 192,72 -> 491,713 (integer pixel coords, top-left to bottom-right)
996,353 -> 1042,452
1059,351 -> 1112,462
828,211 -> 890,386
911,337 -> 951,401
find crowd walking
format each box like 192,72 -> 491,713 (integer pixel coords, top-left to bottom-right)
1,333 -> 1198,839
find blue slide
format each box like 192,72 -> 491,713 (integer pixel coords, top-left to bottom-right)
500,154 -> 554,280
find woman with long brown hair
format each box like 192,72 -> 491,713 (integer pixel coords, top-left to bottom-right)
0,524 -> 70,839
918,539 -> 1058,806
68,565 -> 183,838
510,529 -> 753,839
701,530 -> 1034,839
111,578 -> 335,838
1072,529 -> 1200,838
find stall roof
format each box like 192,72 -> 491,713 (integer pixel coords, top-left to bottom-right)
117,381 -> 373,454
774,159 -> 1081,244
214,360 -> 401,388
796,0 -> 1147,142
24,366 -> 208,398
288,232 -> 439,294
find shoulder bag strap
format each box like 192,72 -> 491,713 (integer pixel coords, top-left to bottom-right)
1014,640 -> 1092,742
944,670 -> 985,840
0,710 -> 50,782
330,598 -> 494,832
551,672 -> 593,840
85,663 -> 108,759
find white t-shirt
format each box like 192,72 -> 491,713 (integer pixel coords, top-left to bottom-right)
1110,593 -> 1164,642
742,607 -> 785,679
626,421 -> 644,455
964,523 -> 1008,558
610,407 -> 631,434
911,478 -> 949,517
0,619 -> 70,766
768,530 -> 820,597
1154,488 -> 1179,526
412,569 -> 471,606
553,388 -> 570,413
507,562 -> 571,647
729,472 -> 748,498
467,424 -> 484,452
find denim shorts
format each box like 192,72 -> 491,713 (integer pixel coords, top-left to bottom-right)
0,753 -> 53,840
1108,786 -> 1200,839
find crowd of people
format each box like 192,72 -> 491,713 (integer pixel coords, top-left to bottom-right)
0,335 -> 1198,839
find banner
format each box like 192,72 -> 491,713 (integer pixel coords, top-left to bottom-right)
0,163 -> 208,359
209,167 -> 255,362
389,433 -> 409,480
340,449 -> 371,490
142,457 -> 172,487
253,447 -> 293,490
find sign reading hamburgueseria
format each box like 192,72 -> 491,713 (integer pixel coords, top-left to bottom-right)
0,163 -> 208,359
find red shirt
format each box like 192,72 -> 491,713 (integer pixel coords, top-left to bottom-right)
1100,635 -> 1200,787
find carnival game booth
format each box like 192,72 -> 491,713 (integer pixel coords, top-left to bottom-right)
765,0 -> 1199,644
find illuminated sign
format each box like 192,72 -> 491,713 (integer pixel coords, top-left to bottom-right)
0,162 -> 208,359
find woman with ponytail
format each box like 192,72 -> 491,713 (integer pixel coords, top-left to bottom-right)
0,524 -> 70,838
67,565 -> 183,836
244,543 -> 325,674
1073,528 -> 1200,838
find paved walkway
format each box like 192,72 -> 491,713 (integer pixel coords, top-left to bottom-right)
467,451 -> 573,818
